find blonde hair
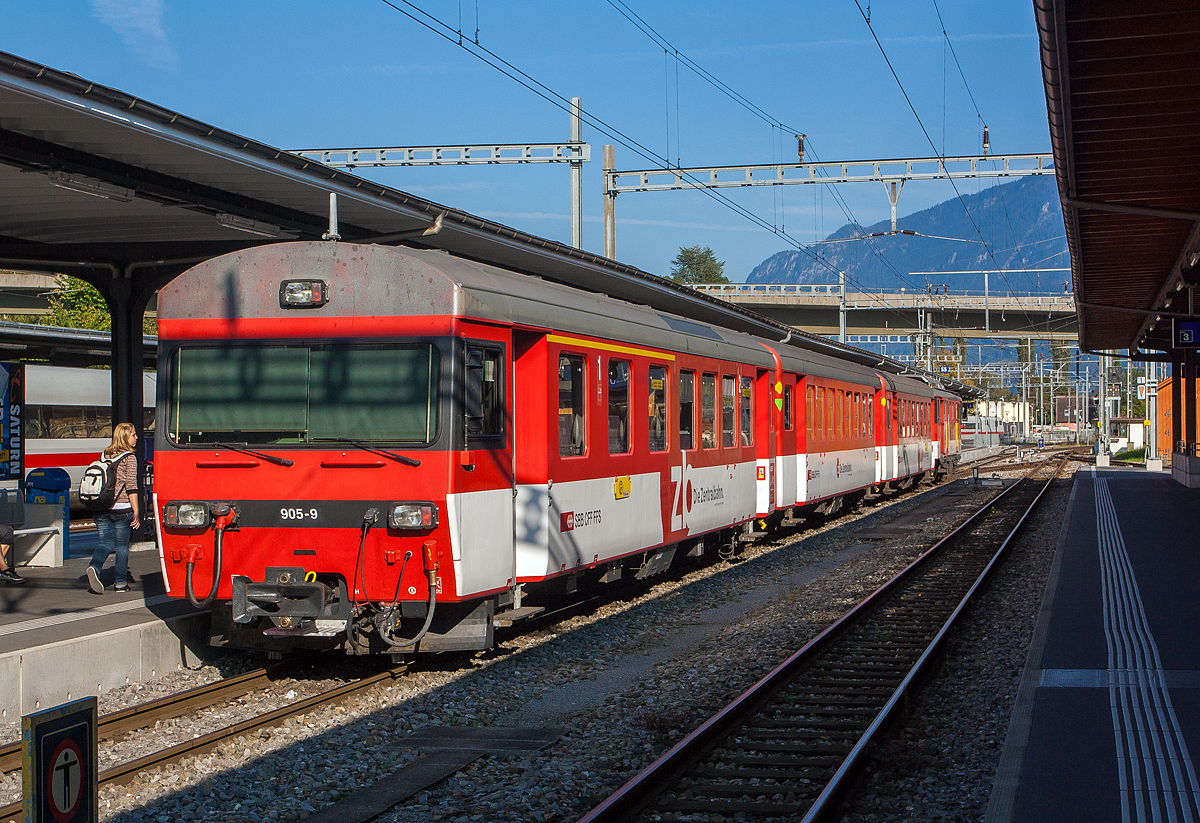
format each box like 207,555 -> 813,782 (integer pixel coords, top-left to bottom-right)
104,422 -> 138,459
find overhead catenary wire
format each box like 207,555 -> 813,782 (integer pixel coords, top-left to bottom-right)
852,0 -> 1042,337
377,0 -> 926,323
601,0 -> 933,299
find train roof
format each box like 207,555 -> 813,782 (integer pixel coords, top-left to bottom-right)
25,364 -> 156,407
160,242 -> 963,400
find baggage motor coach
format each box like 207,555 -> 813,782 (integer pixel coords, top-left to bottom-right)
154,242 -> 960,655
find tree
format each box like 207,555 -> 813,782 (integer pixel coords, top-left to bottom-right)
42,275 -> 156,335
670,246 -> 729,285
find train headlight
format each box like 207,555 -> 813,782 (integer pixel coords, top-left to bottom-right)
163,501 -> 211,528
279,279 -> 329,309
388,502 -> 438,530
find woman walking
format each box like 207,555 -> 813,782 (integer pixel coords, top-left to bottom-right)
86,422 -> 139,594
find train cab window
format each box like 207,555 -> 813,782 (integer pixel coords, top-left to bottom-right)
649,365 -> 668,453
608,359 -> 632,454
721,376 -> 737,448
465,346 -> 504,438
701,374 -> 716,448
740,376 -> 753,446
679,371 -> 695,450
558,353 -> 586,457
784,385 -> 794,431
170,343 -> 441,446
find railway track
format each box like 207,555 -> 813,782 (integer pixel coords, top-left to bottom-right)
579,457 -> 1064,823
0,661 -> 404,822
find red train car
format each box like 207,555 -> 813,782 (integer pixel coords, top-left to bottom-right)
153,242 -> 960,655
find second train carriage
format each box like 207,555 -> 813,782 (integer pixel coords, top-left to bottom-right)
26,364 -> 156,507
153,242 -> 960,654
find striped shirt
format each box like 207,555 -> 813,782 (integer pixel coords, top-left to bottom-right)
105,451 -> 138,511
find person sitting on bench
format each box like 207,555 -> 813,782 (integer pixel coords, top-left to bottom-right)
0,524 -> 24,584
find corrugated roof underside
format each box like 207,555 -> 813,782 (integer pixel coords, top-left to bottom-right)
1050,2 -> 1200,351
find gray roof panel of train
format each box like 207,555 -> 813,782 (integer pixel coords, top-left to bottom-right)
161,243 -> 930,389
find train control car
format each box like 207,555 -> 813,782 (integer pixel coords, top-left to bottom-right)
153,242 -> 960,655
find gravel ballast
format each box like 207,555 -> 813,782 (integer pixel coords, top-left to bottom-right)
15,460 -> 1072,823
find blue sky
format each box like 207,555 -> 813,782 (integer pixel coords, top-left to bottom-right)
3,1 -> 1051,282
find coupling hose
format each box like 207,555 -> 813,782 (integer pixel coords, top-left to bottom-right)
382,569 -> 437,650
185,526 -> 224,609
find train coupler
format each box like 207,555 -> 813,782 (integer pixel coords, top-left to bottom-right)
231,567 -> 349,628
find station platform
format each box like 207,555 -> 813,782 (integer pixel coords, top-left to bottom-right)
0,545 -> 206,729
987,466 -> 1200,822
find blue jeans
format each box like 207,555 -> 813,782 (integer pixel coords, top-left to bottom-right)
90,510 -> 133,588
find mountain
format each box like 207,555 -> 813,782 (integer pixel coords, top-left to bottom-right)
744,175 -> 1068,295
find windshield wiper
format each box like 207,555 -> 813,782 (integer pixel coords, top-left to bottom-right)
317,437 -> 421,467
211,443 -> 294,467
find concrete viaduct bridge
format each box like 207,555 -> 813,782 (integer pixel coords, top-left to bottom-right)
692,283 -> 1078,344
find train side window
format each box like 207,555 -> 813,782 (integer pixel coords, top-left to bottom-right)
701,373 -> 716,448
784,385 -> 794,431
740,376 -> 753,446
679,371 -> 695,450
835,390 -> 843,440
805,386 -> 813,439
608,359 -> 632,454
852,393 -> 859,440
649,365 -> 668,453
721,375 -> 737,448
816,386 -> 824,440
558,353 -> 586,457
465,346 -> 504,438
827,389 -> 835,441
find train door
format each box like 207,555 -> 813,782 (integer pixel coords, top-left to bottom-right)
451,330 -> 517,597
512,330 -> 550,582
777,373 -> 798,508
754,368 -> 776,516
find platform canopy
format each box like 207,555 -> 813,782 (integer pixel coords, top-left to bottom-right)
0,49 -> 982,418
1035,1 -> 1200,356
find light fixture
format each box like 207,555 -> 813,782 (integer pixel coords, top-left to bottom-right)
279,279 -> 328,309
47,170 -> 135,202
215,212 -> 291,238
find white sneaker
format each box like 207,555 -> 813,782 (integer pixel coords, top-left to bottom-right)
86,566 -> 103,594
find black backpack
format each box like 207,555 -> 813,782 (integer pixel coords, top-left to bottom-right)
79,452 -> 133,512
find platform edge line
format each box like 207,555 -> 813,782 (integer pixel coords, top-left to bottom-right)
982,468 -> 1081,823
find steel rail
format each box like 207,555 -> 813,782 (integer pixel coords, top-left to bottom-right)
0,662 -> 292,775
577,459 -> 1063,823
799,457 -> 1063,822
0,665 -> 404,823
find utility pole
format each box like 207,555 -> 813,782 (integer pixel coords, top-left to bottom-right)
570,97 -> 583,250
838,270 -> 847,344
603,144 -> 616,260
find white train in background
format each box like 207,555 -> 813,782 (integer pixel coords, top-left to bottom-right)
26,364 -> 155,502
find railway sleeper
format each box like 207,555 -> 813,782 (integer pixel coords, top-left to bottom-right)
692,765 -> 830,780
672,787 -> 820,801
761,708 -> 881,722
741,727 -> 865,740
655,797 -> 812,815
727,740 -> 853,755
781,685 -> 895,699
